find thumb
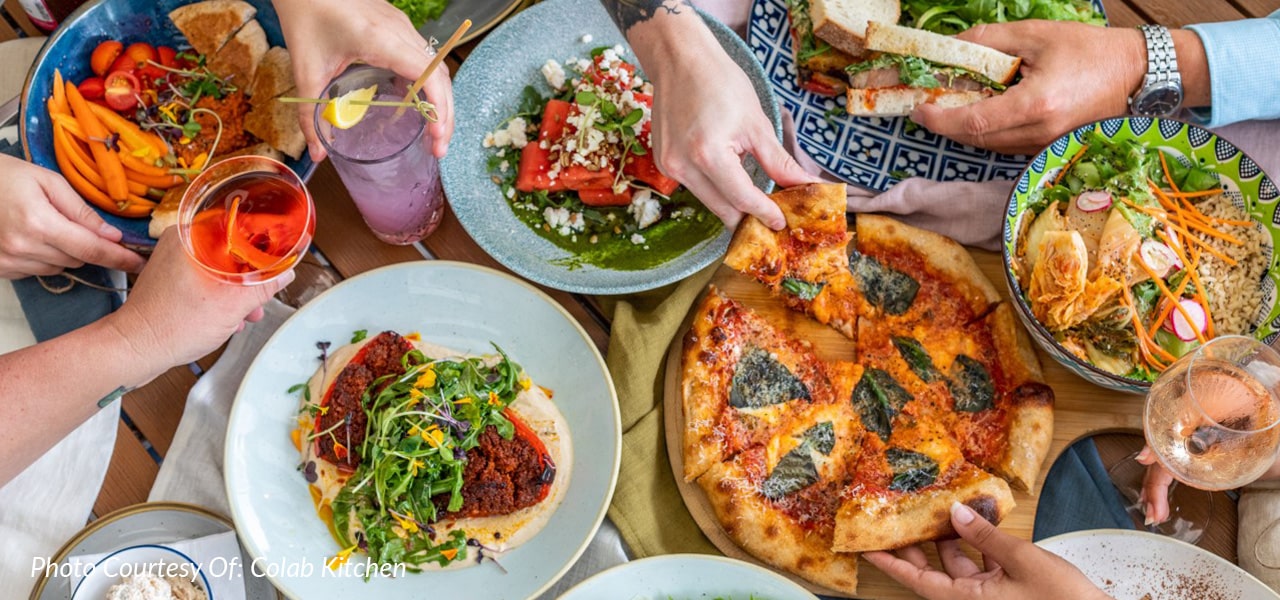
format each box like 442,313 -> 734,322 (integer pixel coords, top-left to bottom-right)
955,22 -> 1035,58
950,502 -> 1027,571
749,128 -> 819,189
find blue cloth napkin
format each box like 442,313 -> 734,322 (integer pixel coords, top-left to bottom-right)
0,143 -> 120,343
1033,438 -> 1138,540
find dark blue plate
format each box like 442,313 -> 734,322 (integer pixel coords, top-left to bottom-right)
18,0 -> 315,248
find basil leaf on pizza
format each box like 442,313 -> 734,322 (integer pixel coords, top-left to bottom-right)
949,355 -> 995,412
886,447 -> 939,492
805,421 -> 836,455
849,250 -> 919,315
852,368 -> 913,441
781,277 -> 826,301
730,346 -> 812,409
892,336 -> 941,383
763,442 -> 820,499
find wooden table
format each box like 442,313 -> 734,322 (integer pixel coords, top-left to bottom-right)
87,0 -> 1278,594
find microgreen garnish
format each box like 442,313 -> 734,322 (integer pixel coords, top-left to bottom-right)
324,344 -> 525,575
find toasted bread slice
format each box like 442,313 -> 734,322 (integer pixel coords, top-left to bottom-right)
810,0 -> 899,57
249,47 -> 294,102
846,87 -> 992,117
865,22 -> 1021,84
245,88 -> 306,160
208,19 -> 269,88
168,0 -> 256,57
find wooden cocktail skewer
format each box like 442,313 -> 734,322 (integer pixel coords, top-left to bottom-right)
396,18 -> 472,118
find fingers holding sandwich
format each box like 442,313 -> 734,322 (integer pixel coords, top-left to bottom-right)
911,20 -> 1148,154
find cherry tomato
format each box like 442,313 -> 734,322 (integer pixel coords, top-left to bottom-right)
136,64 -> 167,88
123,42 -> 157,66
157,46 -> 178,69
89,40 -> 123,77
109,53 -> 135,76
103,70 -> 141,112
77,76 -> 106,100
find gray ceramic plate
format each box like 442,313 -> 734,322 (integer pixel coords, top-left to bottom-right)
419,0 -> 523,46
443,0 -> 780,295
28,502 -> 276,600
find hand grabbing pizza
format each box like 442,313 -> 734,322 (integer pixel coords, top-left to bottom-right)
864,502 -> 1113,600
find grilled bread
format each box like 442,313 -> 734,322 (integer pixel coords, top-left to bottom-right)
168,0 -> 256,57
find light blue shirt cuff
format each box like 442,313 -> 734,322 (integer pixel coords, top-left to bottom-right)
1184,12 -> 1280,127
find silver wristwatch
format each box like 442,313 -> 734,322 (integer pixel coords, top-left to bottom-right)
1129,24 -> 1184,117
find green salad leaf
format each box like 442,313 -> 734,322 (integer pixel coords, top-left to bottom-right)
846,53 -> 1007,90
901,0 -> 1106,35
389,0 -> 449,28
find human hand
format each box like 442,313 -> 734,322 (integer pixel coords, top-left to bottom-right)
272,0 -> 454,160
105,230 -> 294,380
865,502 -> 1112,600
0,155 -> 145,278
632,17 -> 817,230
910,20 -> 1147,155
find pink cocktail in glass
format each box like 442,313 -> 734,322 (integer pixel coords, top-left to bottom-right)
315,66 -> 444,245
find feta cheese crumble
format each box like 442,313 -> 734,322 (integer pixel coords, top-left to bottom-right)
581,34 -> 593,43
541,59 -> 566,90
628,189 -> 662,229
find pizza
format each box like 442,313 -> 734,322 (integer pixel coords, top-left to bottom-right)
682,183 -> 1054,593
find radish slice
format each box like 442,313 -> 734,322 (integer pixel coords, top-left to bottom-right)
1076,191 -> 1113,212
1166,298 -> 1208,341
1140,239 -> 1183,277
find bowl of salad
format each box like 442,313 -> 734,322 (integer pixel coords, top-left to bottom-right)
1002,117 -> 1280,394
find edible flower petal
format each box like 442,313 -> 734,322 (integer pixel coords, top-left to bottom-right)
415,368 -> 437,389
392,510 -> 420,534
441,548 -> 459,561
326,544 -> 358,570
409,458 -> 424,476
487,391 -> 501,406
422,426 -> 445,448
520,377 -> 532,391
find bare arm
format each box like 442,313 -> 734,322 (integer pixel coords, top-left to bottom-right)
0,232 -> 291,486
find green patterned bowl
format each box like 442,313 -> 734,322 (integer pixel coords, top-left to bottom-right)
1002,117 -> 1279,394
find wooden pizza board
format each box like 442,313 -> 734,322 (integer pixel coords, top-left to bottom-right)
663,251 -> 1146,600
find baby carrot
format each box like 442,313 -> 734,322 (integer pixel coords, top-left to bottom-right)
52,122 -> 116,213
64,81 -> 128,202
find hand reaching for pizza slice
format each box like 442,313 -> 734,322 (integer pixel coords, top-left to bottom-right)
864,503 -> 1114,600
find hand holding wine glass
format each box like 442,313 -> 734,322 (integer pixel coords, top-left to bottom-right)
1135,336 -> 1280,529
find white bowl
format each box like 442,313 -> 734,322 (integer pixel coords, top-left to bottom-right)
71,544 -> 211,600
557,554 -> 819,600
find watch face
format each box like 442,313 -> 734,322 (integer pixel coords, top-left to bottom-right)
1133,81 -> 1184,117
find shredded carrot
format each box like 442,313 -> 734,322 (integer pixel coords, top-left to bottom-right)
1167,188 -> 1225,199
1122,285 -> 1172,370
1055,144 -> 1090,186
1136,259 -> 1207,344
1177,196 -> 1254,227
1157,229 -> 1216,338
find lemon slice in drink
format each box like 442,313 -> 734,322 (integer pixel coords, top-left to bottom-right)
322,85 -> 377,129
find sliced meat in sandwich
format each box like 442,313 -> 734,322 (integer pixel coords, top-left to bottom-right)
786,0 -> 866,96
844,22 -> 1021,117
168,0 -> 257,57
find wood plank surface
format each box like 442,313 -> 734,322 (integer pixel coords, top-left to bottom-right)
1223,0 -> 1280,18
93,421 -> 159,516
1126,0 -> 1246,25
662,249 -> 1234,599
120,367 -> 198,456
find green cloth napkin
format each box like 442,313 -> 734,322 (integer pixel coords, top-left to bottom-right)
601,263 -> 720,557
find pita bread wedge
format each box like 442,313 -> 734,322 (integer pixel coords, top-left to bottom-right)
169,0 -> 257,57
249,47 -> 295,102
244,89 -> 306,160
208,19 -> 269,88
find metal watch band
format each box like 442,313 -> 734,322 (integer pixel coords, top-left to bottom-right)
1140,24 -> 1180,84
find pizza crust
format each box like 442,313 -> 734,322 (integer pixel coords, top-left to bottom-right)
832,463 -> 1015,553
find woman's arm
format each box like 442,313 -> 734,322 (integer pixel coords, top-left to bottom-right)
0,232 -> 291,486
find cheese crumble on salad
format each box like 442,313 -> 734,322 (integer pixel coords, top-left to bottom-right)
485,45 -> 720,269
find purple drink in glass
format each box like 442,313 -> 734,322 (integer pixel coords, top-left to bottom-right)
315,66 -> 444,245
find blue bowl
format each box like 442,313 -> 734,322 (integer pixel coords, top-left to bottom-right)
19,0 -> 315,248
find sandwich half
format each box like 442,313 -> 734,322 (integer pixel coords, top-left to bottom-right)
844,22 -> 1021,117
786,0 -> 863,96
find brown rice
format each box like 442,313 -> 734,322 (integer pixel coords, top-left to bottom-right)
1193,194 -> 1269,336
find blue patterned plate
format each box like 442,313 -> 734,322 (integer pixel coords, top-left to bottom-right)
443,0 -> 781,295
1003,117 -> 1279,394
19,0 -> 316,248
747,0 -> 1105,191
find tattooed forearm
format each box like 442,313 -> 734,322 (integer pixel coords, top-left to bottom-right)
600,0 -> 693,34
